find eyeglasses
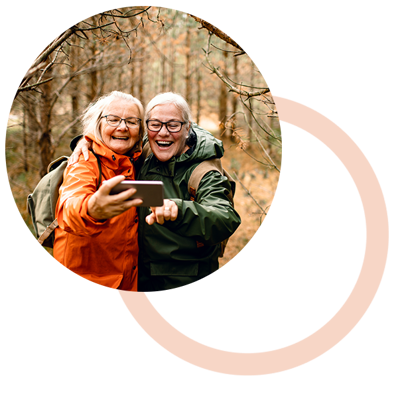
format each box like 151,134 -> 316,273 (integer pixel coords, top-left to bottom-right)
101,115 -> 141,128
146,120 -> 185,133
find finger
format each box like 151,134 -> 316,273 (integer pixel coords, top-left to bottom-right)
163,205 -> 171,220
155,207 -> 165,225
162,200 -> 178,222
82,145 -> 90,161
146,213 -> 156,225
113,188 -> 137,202
99,175 -> 126,195
170,203 -> 178,221
68,153 -> 78,165
123,198 -> 143,208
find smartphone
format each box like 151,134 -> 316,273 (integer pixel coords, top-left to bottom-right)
110,180 -> 164,207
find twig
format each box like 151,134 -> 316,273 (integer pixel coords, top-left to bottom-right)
189,14 -> 245,53
240,94 -> 281,144
242,111 -> 280,173
17,78 -> 54,93
54,116 -> 82,148
241,148 -> 275,167
100,7 -> 151,19
204,34 -> 269,98
233,171 -> 267,222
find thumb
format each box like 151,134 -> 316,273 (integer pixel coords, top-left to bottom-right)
99,175 -> 126,195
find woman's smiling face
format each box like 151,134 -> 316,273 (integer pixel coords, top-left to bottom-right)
100,99 -> 141,155
147,103 -> 190,162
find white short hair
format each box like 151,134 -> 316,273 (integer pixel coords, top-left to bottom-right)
145,92 -> 192,124
81,91 -> 145,151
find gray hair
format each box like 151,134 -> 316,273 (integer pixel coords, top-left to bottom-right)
145,92 -> 192,124
81,91 -> 145,152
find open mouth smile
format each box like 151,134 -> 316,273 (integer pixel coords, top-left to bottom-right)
156,140 -> 173,148
112,136 -> 129,141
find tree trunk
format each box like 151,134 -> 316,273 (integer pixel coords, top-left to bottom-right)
218,49 -> 228,136
169,39 -> 175,91
89,17 -> 98,101
23,93 -> 40,147
22,107 -> 28,172
39,70 -> 54,177
185,29 -> 191,103
130,36 -> 136,96
247,61 -> 255,140
161,54 -> 166,92
70,35 -> 79,137
231,56 -> 238,129
196,66 -> 201,125
139,47 -> 145,106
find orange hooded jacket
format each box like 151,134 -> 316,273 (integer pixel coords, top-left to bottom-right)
53,132 -> 141,291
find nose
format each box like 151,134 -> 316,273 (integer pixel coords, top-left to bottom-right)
117,119 -> 128,129
158,124 -> 169,135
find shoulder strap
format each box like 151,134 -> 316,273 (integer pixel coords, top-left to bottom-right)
47,156 -> 69,174
188,159 -> 223,201
91,151 -> 102,189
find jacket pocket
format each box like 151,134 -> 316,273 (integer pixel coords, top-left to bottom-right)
150,261 -> 199,276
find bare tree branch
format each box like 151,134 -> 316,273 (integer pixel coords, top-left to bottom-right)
242,110 -> 280,173
240,94 -> 281,145
100,6 -> 151,19
232,171 -> 267,219
204,34 -> 269,98
189,14 -> 245,54
54,116 -> 82,148
78,21 -> 115,31
16,78 -> 54,94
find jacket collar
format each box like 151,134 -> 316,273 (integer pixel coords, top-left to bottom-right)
84,132 -> 142,172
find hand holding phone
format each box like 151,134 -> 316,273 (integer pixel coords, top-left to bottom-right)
88,175 -> 144,220
110,180 -> 164,207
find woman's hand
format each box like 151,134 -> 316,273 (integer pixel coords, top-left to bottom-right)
68,139 -> 92,165
88,175 -> 143,220
146,199 -> 179,225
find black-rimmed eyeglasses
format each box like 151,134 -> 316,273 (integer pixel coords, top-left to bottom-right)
146,120 -> 185,133
101,115 -> 141,128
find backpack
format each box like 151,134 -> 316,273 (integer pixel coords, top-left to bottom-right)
142,141 -> 236,257
27,152 -> 102,248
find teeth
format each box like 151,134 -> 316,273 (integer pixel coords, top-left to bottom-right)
157,141 -> 172,147
112,136 -> 128,140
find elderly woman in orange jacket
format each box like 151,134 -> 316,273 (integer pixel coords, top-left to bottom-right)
53,91 -> 145,291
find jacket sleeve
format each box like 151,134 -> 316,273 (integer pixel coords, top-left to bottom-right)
166,170 -> 241,246
56,154 -> 108,237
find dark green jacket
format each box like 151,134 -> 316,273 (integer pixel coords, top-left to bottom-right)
137,124 -> 241,291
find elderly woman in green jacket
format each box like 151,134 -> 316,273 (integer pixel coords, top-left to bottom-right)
71,92 -> 241,291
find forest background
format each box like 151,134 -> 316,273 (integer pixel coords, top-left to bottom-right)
5,5 -> 281,266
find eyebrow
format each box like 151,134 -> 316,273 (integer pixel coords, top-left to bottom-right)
148,119 -> 183,122
107,114 -> 139,119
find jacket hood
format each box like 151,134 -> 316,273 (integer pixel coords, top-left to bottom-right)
84,132 -> 141,171
177,123 -> 224,163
